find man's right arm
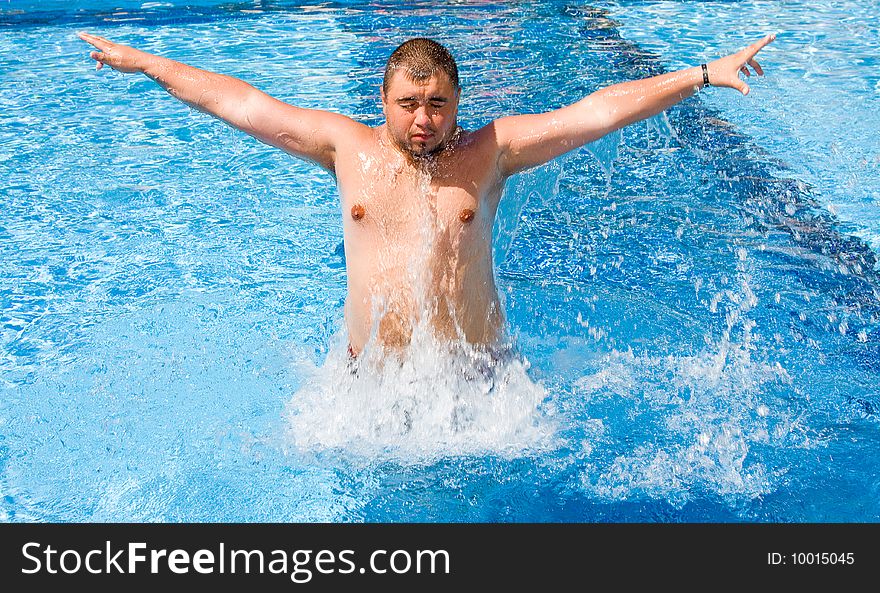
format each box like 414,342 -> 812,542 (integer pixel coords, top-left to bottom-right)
78,32 -> 363,172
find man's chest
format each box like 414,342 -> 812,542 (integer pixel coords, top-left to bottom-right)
338,161 -> 496,238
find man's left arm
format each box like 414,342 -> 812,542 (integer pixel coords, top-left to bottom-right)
492,33 -> 776,177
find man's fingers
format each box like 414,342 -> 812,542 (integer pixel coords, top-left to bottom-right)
89,50 -> 108,70
752,33 -> 776,50
78,31 -> 99,43
740,65 -> 750,77
78,31 -> 113,50
79,34 -> 105,50
746,33 -> 776,58
80,32 -> 115,72
748,58 -> 764,76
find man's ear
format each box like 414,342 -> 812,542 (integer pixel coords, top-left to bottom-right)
380,84 -> 389,115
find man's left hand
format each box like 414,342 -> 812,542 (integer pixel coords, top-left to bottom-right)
708,33 -> 776,95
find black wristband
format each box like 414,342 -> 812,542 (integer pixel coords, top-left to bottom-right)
701,63 -> 710,87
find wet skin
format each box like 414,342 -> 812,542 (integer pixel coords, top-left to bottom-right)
338,72 -> 506,354
77,31 -> 776,355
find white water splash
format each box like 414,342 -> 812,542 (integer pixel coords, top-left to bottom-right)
574,343 -> 795,506
284,330 -> 559,463
573,274 -> 807,506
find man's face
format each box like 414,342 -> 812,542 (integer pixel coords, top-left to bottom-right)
381,70 -> 460,158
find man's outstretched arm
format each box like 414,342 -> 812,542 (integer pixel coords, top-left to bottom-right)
491,33 -> 776,177
78,32 -> 364,172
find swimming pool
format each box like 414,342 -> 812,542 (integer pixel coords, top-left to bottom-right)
2,0 -> 878,522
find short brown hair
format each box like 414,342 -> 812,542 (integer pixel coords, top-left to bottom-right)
383,38 -> 460,93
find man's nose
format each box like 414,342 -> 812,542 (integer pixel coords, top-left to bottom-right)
414,105 -> 431,126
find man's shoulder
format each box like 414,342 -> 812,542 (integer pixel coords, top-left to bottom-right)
331,118 -> 379,149
461,122 -> 505,148
454,124 -> 505,159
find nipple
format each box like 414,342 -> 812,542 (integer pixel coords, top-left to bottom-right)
459,208 -> 475,223
351,204 -> 365,221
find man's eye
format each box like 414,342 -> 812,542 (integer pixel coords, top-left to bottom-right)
429,101 -> 446,108
399,102 -> 417,109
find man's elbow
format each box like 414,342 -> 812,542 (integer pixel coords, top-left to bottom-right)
565,98 -> 613,145
218,90 -> 252,130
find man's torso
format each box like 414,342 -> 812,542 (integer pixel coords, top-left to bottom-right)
334,125 -> 506,353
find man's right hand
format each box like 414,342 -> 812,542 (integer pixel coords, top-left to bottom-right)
76,30 -> 364,172
78,32 -> 146,73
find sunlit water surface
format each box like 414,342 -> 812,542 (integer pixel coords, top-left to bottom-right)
1,0 -> 879,522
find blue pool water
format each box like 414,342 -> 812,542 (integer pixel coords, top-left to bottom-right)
2,0 -> 879,522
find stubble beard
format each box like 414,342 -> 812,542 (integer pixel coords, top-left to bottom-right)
403,125 -> 460,161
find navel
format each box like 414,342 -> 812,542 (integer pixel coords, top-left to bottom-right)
351,204 -> 365,221
459,208 -> 475,223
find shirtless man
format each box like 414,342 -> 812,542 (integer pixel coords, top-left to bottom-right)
78,32 -> 775,357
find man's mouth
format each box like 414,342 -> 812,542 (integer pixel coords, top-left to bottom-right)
410,133 -> 434,142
